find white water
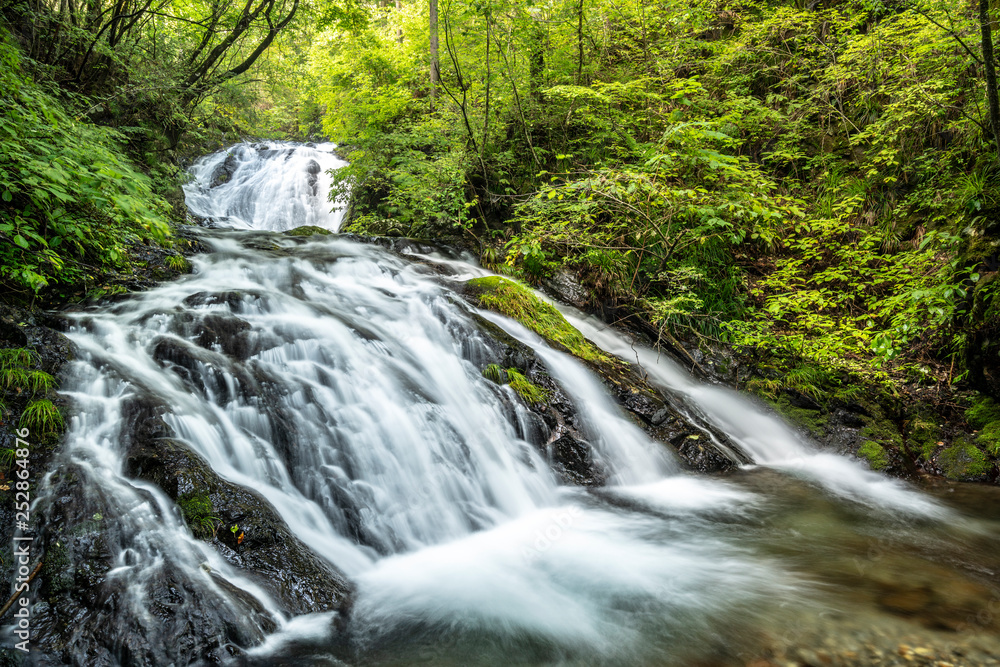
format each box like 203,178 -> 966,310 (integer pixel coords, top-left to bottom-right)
183,141 -> 347,231
37,143 -> 997,665
409,252 -> 954,520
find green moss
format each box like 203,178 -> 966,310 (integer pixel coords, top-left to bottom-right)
467,277 -> 607,363
857,440 -> 889,470
177,491 -> 219,538
938,440 -> 991,480
976,421 -> 1000,456
43,540 -> 72,597
285,225 -> 333,237
860,417 -> 903,451
771,394 -> 828,437
907,416 -> 943,460
966,397 -> 1000,429
506,369 -> 551,405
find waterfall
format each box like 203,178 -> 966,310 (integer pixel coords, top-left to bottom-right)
183,141 -> 348,231
24,142 -> 999,666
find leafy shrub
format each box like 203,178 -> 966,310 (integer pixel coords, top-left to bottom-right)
0,32 -> 172,297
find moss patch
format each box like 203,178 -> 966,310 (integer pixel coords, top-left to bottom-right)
976,421 -> 1000,456
858,440 -> 889,470
907,416 -> 943,460
177,491 -> 219,538
771,394 -> 828,437
285,225 -> 333,237
467,276 -> 607,362
938,440 -> 991,480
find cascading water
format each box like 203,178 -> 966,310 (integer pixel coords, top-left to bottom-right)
22,142 -> 1000,666
183,142 -> 347,231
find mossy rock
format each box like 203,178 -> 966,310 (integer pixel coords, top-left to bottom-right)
176,491 -> 219,538
771,393 -> 828,438
284,225 -> 333,237
465,276 -> 608,363
858,440 -> 889,471
976,421 -> 1000,456
938,440 -> 991,480
906,416 -> 943,460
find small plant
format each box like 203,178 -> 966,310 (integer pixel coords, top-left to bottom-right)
506,369 -> 551,405
19,399 -> 63,435
177,492 -> 220,538
481,364 -> 507,384
26,370 -> 56,396
0,447 -> 15,472
0,349 -> 33,369
165,255 -> 191,272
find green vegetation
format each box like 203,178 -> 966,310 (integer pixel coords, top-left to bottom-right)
481,363 -> 507,384
0,347 -> 63,442
939,440 -> 991,479
506,369 -> 551,405
165,255 -> 192,273
19,399 -> 64,435
285,226 -> 334,237
468,276 -> 606,362
858,441 -> 890,471
177,491 -> 220,538
481,363 -> 551,405
0,35 -> 173,297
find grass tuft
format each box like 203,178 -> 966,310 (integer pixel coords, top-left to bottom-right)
19,399 -> 64,435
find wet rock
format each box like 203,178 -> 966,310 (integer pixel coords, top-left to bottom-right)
31,464 -> 277,666
651,407 -> 672,426
190,312 -> 257,360
675,434 -> 734,473
125,438 -> 353,616
549,434 -> 607,486
541,269 -> 591,309
209,152 -> 240,188
183,290 -> 245,310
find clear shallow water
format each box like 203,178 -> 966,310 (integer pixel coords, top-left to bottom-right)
45,144 -> 1000,665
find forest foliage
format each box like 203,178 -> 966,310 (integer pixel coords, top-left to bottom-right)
304,0 -> 1000,398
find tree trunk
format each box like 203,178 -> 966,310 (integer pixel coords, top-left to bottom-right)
396,0 -> 403,43
429,0 -> 439,99
982,0 -> 1000,158
576,0 -> 584,83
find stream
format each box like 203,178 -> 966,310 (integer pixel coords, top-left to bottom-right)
20,142 -> 1000,666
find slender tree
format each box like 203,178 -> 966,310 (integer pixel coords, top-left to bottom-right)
981,0 -> 1000,159
430,0 -> 439,98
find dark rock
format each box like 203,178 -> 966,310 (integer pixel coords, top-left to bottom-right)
674,434 -> 735,473
549,434 -> 608,486
209,153 -> 240,188
541,270 -> 591,309
183,290 -> 245,310
651,407 -> 672,426
0,316 -> 28,346
125,438 -> 353,616
191,312 -> 257,360
31,464 -> 278,666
